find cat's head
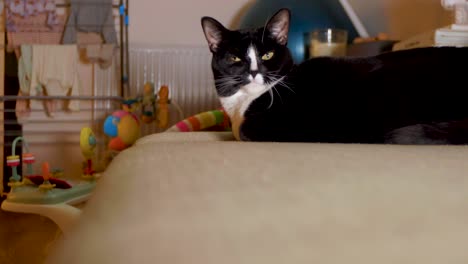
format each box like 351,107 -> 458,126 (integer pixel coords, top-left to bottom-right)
201,8 -> 294,98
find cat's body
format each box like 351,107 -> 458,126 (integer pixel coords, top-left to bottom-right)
201,8 -> 468,144
241,48 -> 468,144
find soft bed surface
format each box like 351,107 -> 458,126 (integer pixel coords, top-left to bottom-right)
46,132 -> 468,264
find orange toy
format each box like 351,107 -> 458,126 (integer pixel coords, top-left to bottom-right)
39,162 -> 56,190
156,85 -> 170,129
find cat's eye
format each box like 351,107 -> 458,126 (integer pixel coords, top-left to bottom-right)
230,56 -> 241,62
262,51 -> 274,60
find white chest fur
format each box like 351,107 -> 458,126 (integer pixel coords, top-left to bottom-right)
220,83 -> 269,141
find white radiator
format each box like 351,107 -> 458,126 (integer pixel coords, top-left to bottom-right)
128,45 -> 220,120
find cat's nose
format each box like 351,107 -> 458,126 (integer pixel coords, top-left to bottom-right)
250,70 -> 259,78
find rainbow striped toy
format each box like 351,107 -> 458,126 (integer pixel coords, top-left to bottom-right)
168,109 -> 231,132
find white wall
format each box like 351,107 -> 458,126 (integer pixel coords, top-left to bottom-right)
129,0 -> 254,46
129,0 -> 452,46
348,0 -> 452,39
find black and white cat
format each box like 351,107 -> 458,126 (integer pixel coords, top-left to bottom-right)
201,8 -> 468,144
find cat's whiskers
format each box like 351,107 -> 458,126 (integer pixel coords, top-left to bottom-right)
215,75 -> 242,83
277,79 -> 295,94
215,79 -> 237,87
215,75 -> 243,93
265,76 -> 285,109
272,85 -> 283,104
266,74 -> 295,94
267,89 -> 274,109
217,84 -> 237,94
270,85 -> 283,103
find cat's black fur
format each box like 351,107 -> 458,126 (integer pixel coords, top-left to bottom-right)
201,8 -> 468,144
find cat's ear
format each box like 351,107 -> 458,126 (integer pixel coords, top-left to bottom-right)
265,8 -> 291,45
201,17 -> 227,53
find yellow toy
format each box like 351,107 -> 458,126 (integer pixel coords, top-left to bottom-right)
141,82 -> 156,123
80,127 -> 97,179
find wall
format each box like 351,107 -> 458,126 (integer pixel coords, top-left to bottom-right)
128,0 -> 452,46
128,0 -> 254,46
347,0 -> 452,40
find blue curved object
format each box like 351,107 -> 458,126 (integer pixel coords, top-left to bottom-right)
239,0 -> 359,63
103,116 -> 119,137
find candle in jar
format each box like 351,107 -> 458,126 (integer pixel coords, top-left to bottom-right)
310,40 -> 347,57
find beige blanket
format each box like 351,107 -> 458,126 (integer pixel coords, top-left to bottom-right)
46,132 -> 468,264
